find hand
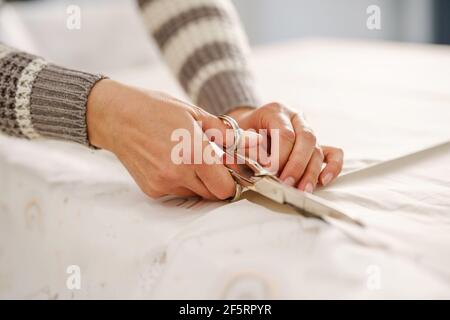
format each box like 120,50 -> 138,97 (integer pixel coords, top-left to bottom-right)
228,103 -> 344,192
87,79 -> 244,200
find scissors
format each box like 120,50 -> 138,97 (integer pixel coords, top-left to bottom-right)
218,115 -> 363,227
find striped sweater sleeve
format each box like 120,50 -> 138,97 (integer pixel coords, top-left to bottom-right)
138,0 -> 260,115
0,43 -> 103,145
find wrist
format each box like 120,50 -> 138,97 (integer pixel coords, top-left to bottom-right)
86,78 -> 121,151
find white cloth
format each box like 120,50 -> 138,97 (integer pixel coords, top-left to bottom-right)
1,39 -> 450,299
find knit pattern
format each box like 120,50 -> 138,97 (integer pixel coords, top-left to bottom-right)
0,43 -> 103,145
30,64 -> 103,145
1,0 -> 260,146
0,50 -> 34,138
14,57 -> 47,139
139,0 -> 260,114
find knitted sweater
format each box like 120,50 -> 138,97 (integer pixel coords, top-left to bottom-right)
0,0 -> 259,146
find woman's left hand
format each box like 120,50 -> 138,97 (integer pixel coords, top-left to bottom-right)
227,102 -> 344,192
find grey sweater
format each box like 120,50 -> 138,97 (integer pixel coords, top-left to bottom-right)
0,0 -> 259,146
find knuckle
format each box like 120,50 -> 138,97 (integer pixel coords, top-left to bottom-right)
288,152 -> 306,166
215,193 -> 230,201
290,160 -> 308,178
309,160 -> 322,175
311,166 -> 322,178
214,180 -> 235,200
301,130 -> 316,145
283,167 -> 302,182
203,195 -> 217,201
305,171 -> 320,185
160,164 -> 178,182
142,186 -> 162,199
153,173 -> 166,186
279,129 -> 296,144
146,190 -> 160,199
315,146 -> 324,160
202,192 -> 217,201
264,102 -> 284,113
196,164 -> 212,178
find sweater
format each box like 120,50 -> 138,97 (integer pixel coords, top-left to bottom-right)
0,0 -> 259,146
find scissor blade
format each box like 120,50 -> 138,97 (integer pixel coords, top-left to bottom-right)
251,177 -> 363,227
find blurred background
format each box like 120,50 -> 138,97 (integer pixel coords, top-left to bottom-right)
235,0 -> 442,45
0,0 -> 449,73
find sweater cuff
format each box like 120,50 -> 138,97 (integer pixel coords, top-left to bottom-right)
29,64 -> 104,147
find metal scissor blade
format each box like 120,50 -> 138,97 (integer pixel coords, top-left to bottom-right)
251,176 -> 364,227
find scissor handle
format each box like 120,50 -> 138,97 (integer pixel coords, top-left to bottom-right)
218,114 -> 273,176
218,114 -> 276,201
218,115 -> 242,153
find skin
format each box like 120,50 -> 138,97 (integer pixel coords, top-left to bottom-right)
87,79 -> 343,200
87,79 -> 238,200
228,104 -> 344,192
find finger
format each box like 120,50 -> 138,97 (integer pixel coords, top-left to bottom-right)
195,161 -> 236,200
184,175 -> 218,200
141,186 -> 165,199
194,109 -> 230,148
279,114 -> 316,186
297,147 -> 324,192
263,112 -> 296,174
199,110 -> 265,165
239,129 -> 263,150
199,112 -> 236,149
169,187 -> 197,198
194,128 -> 237,200
319,146 -> 344,186
150,168 -> 214,199
257,129 -> 271,167
239,129 -> 269,165
203,118 -> 262,151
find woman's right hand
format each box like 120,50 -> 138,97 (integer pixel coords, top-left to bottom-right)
86,79 -> 242,200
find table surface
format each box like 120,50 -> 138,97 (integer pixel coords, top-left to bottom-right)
1,39 -> 450,299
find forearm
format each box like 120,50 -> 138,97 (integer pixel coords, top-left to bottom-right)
0,43 -> 104,145
138,0 -> 260,115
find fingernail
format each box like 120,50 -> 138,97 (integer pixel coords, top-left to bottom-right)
283,176 -> 295,187
304,183 -> 314,193
322,173 -> 333,186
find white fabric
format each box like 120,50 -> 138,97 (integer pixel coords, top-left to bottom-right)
0,0 -> 158,73
1,39 -> 450,299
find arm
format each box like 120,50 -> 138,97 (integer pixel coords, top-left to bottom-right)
138,0 -> 344,191
137,0 -> 260,115
0,42 -> 238,199
0,42 -> 103,145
